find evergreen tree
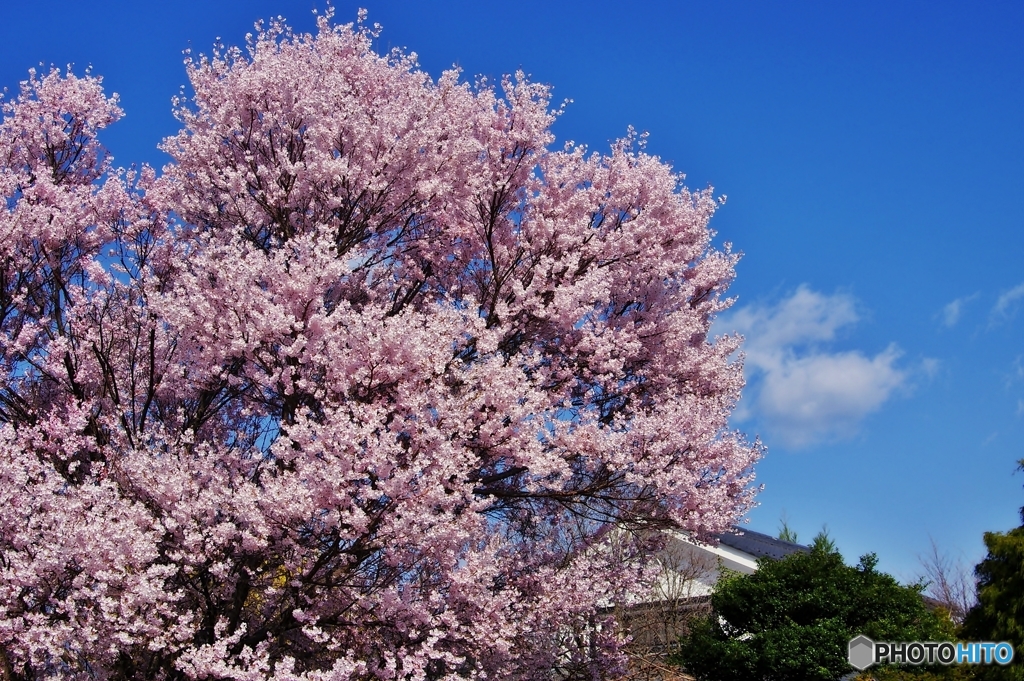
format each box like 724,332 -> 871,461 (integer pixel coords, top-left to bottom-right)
959,461 -> 1024,680
674,540 -> 952,680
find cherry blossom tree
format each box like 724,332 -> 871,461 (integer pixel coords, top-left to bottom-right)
0,11 -> 761,680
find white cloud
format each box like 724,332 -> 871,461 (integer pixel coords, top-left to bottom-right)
1006,359 -> 1024,416
728,285 -> 858,349
992,283 -> 1024,322
941,293 -> 978,328
725,285 -> 907,449
753,346 -> 905,447
1010,356 -> 1024,385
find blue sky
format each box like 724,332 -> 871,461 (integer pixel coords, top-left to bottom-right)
4,0 -> 1022,582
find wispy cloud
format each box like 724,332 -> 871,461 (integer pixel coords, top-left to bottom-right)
941,293 -> 978,328
920,357 -> 941,379
1011,356 -> 1024,384
724,286 -> 907,448
1006,358 -> 1024,415
992,283 -> 1024,323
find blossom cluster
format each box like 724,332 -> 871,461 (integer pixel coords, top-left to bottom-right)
0,12 -> 760,680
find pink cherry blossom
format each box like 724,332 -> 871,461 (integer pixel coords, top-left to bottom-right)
0,11 -> 761,680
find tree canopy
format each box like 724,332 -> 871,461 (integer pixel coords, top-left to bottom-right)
0,10 -> 761,680
959,462 -> 1024,681
674,536 -> 953,681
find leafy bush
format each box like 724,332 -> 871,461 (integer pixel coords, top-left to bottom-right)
674,536 -> 955,680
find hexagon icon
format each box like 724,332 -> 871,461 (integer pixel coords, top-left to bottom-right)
848,635 -> 875,670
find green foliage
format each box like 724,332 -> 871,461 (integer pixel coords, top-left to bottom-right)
958,460 -> 1024,681
864,667 -> 979,681
778,515 -> 799,544
810,526 -> 837,555
673,542 -> 955,681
